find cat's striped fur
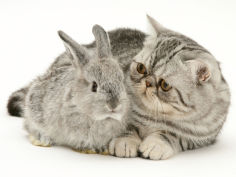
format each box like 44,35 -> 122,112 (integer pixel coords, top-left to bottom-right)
109,16 -> 230,160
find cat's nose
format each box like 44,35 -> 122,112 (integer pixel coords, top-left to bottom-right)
145,76 -> 155,88
146,80 -> 152,87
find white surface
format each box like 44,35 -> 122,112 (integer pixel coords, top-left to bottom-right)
0,0 -> 236,177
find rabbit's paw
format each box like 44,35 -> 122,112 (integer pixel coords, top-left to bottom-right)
100,150 -> 109,155
73,148 -> 97,154
139,136 -> 174,160
109,136 -> 140,158
29,135 -> 51,147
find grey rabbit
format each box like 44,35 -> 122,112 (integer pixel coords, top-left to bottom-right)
23,25 -> 129,153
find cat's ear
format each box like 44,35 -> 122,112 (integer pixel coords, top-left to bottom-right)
146,15 -> 168,35
92,24 -> 112,59
58,30 -> 90,68
186,60 -> 211,83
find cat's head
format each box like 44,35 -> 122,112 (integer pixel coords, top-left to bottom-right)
129,15 -> 229,121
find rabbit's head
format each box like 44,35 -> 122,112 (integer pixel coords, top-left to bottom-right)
58,25 -> 128,121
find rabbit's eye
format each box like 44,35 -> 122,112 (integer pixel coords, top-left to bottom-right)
92,81 -> 97,92
137,63 -> 147,75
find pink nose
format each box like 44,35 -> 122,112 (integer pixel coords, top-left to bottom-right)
146,80 -> 152,87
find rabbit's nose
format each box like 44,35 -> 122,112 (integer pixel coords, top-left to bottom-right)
107,98 -> 120,111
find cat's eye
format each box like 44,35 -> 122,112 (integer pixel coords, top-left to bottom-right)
160,79 -> 172,92
137,63 -> 147,75
92,81 -> 97,92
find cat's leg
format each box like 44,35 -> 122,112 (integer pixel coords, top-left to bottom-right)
109,130 -> 141,158
139,131 -> 200,160
139,131 -> 176,160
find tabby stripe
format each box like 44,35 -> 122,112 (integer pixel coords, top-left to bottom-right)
188,141 -> 195,150
151,40 -> 163,68
132,109 -> 222,138
126,124 -> 140,136
187,141 -> 191,150
152,44 -> 185,69
171,104 -> 187,113
175,88 -> 193,108
169,132 -> 177,138
159,133 -> 172,146
168,48 -> 184,60
132,116 -> 147,127
153,47 -> 210,70
179,138 -> 185,151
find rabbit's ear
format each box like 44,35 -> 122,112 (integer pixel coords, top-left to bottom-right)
58,30 -> 89,67
92,25 -> 112,59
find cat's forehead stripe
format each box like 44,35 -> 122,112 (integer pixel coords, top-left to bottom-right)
148,35 -> 210,73
149,38 -> 183,71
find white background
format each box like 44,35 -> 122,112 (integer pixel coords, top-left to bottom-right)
0,0 -> 236,177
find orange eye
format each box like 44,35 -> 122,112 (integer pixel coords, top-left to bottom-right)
137,63 -> 147,74
160,79 -> 172,92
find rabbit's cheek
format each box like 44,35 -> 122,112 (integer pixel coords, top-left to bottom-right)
95,114 -> 110,121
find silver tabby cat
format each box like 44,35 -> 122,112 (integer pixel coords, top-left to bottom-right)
109,16 -> 230,160
8,16 -> 230,160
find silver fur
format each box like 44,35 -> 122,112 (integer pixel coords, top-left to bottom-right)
23,25 -> 129,152
8,16 -> 230,160
109,16 -> 230,160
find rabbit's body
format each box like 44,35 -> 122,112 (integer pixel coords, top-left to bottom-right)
25,66 -> 124,151
22,26 -> 129,152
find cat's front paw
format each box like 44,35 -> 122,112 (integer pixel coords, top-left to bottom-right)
109,136 -> 141,158
139,136 -> 174,160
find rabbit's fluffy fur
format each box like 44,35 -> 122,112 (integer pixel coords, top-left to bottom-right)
23,25 -> 129,152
